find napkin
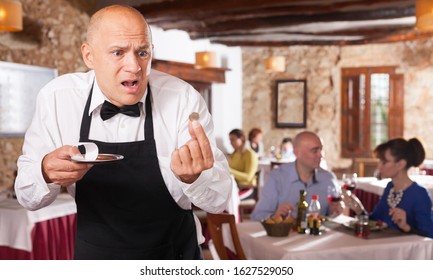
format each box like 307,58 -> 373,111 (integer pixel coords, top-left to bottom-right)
71,142 -> 98,161
329,214 -> 355,225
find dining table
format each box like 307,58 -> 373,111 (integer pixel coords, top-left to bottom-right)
0,193 -> 77,260
236,216 -> 433,260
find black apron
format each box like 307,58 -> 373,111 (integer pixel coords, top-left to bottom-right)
74,84 -> 198,260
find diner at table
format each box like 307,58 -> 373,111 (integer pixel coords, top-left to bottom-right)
227,128 -> 259,201
348,137 -> 433,238
247,127 -> 265,159
251,131 -> 343,221
355,174 -> 433,212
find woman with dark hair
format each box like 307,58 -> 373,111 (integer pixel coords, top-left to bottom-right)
228,129 -> 259,200
247,128 -> 265,158
368,138 -> 433,238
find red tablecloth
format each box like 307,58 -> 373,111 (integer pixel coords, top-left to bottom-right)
0,214 -> 76,260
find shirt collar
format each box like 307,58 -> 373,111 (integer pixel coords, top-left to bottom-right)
289,161 -> 319,185
88,80 -> 148,116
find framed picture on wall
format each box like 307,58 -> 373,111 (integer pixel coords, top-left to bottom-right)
0,61 -> 57,136
275,79 -> 307,128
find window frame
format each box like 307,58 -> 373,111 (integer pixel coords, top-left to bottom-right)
341,66 -> 404,158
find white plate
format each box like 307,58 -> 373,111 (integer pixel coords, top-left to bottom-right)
342,220 -> 384,231
71,153 -> 124,164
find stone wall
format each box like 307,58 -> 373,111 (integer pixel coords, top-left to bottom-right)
242,38 -> 433,171
0,0 -> 92,190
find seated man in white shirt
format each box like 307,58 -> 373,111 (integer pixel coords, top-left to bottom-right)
14,5 -> 231,260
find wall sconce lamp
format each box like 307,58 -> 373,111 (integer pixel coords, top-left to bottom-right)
416,0 -> 433,31
195,51 -> 217,69
0,0 -> 22,32
264,56 -> 285,72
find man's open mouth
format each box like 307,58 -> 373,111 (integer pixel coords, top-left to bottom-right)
121,80 -> 139,87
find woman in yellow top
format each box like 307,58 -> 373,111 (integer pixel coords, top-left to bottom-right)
228,129 -> 259,200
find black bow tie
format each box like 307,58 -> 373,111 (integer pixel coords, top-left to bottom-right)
100,100 -> 141,121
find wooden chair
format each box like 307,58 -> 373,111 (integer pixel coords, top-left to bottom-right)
206,212 -> 246,260
238,170 -> 260,221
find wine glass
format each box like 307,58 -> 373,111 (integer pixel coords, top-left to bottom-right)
327,185 -> 343,217
340,173 -> 368,216
327,185 -> 342,202
342,173 -> 358,191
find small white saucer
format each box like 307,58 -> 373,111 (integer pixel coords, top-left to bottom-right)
71,153 -> 124,164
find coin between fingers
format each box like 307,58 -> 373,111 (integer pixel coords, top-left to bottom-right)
189,112 -> 199,122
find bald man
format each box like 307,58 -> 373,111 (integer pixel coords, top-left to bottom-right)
15,5 -> 231,260
251,131 -> 342,221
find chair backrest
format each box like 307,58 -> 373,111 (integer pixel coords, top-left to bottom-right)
206,212 -> 246,260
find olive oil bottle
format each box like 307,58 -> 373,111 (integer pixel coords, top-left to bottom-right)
296,189 -> 308,233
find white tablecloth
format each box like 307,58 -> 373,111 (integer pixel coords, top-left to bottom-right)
236,221 -> 433,260
356,175 -> 433,198
0,194 -> 77,251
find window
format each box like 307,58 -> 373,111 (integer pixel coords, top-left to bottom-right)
341,66 -> 404,158
0,61 -> 57,136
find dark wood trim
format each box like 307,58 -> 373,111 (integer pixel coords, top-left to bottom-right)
152,59 -> 228,84
138,0 -> 413,26
134,0 -> 420,47
388,74 -> 404,138
151,59 -> 229,114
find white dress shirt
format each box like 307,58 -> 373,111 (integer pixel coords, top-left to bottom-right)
15,69 -> 232,243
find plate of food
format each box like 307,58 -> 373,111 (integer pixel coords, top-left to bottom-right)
343,219 -> 385,231
71,153 -> 124,164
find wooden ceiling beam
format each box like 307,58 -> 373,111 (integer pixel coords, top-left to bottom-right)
151,5 -> 414,36
211,29 -> 433,47
138,0 -> 412,23
131,0 -> 430,47
189,24 -> 415,40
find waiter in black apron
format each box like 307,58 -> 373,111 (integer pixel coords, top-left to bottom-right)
15,5 -> 231,260
73,83 -> 199,259
72,6 -> 215,260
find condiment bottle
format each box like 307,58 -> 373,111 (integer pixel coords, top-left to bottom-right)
296,190 -> 308,234
308,194 -> 321,236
